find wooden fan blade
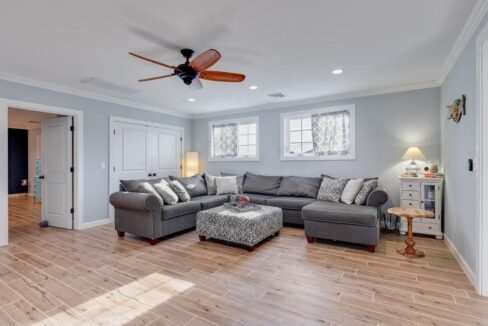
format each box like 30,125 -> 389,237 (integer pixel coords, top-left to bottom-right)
190,49 -> 221,72
129,52 -> 180,71
199,71 -> 245,82
138,74 -> 175,82
189,78 -> 203,90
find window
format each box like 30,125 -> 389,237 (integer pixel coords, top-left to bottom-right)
209,117 -> 259,161
281,105 -> 355,160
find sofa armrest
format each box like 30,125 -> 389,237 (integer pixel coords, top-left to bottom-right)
366,187 -> 388,208
110,192 -> 160,212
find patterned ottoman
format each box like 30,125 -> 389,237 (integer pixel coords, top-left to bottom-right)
196,205 -> 283,251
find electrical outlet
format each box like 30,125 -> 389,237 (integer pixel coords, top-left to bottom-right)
101,162 -> 106,170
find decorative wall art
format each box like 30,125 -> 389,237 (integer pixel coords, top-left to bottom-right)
447,94 -> 466,123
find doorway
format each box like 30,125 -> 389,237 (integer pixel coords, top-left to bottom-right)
0,98 -> 84,246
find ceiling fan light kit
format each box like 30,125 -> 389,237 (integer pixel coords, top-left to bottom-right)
129,48 -> 246,90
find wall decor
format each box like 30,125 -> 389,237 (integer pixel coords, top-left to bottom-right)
447,94 -> 466,123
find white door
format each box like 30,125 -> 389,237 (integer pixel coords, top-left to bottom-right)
152,127 -> 182,178
41,117 -> 73,229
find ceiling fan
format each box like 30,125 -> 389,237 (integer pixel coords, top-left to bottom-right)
129,48 -> 245,90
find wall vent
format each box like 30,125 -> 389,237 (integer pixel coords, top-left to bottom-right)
267,92 -> 286,98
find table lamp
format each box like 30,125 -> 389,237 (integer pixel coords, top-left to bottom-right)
401,147 -> 426,176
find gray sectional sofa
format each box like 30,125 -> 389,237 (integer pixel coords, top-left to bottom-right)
109,172 -> 388,251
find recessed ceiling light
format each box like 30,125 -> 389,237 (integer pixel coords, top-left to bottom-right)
332,68 -> 344,75
249,85 -> 258,90
188,98 -> 195,102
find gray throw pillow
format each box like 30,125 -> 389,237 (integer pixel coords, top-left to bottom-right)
169,180 -> 190,202
276,176 -> 322,198
354,179 -> 378,205
317,177 -> 349,202
204,173 -> 217,195
120,178 -> 160,192
220,173 -> 245,193
153,180 -> 178,205
137,182 -> 165,207
242,172 -> 282,195
170,174 -> 207,198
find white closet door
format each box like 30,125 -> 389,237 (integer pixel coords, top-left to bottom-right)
152,127 -> 182,178
112,122 -> 152,191
41,117 -> 73,229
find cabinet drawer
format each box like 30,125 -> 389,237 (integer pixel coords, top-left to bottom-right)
401,181 -> 420,191
401,200 -> 420,208
401,191 -> 420,201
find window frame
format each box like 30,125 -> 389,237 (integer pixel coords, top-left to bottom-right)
280,105 -> 356,161
208,116 -> 260,161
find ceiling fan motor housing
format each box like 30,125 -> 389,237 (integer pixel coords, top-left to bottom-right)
175,64 -> 198,85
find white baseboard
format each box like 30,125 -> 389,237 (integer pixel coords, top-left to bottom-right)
78,218 -> 111,230
8,193 -> 33,198
444,234 -> 477,289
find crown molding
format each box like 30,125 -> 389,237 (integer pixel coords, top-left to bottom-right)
0,72 -> 191,119
437,0 -> 488,84
190,81 -> 440,119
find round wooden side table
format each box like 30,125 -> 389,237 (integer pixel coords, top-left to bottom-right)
387,207 -> 435,258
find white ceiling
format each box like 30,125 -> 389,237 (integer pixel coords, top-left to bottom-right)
0,0 -> 477,117
8,108 -> 57,130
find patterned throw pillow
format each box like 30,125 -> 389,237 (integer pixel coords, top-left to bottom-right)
204,173 -> 217,195
354,179 -> 378,205
317,177 -> 349,202
169,180 -> 191,202
137,182 -> 165,207
153,180 -> 179,205
215,176 -> 239,195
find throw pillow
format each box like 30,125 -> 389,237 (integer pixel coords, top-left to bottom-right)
153,180 -> 178,205
221,173 -> 245,193
137,182 -> 165,207
121,178 -> 159,192
204,173 -> 217,195
340,178 -> 364,204
216,176 -> 239,195
169,174 -> 207,197
317,177 -> 349,202
169,180 -> 190,202
354,179 -> 378,205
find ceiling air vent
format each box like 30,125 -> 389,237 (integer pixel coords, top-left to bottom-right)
80,77 -> 139,95
267,92 -> 286,98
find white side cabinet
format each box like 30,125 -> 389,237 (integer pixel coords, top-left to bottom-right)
398,176 -> 444,239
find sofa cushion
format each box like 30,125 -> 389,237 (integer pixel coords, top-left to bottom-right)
170,174 -> 207,198
276,176 -> 321,198
242,193 -> 275,205
120,178 -> 160,192
242,172 -> 282,195
161,201 -> 201,220
190,195 -> 229,210
266,197 -> 315,211
302,201 -> 377,226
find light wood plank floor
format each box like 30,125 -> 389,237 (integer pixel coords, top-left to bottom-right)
3,197 -> 488,326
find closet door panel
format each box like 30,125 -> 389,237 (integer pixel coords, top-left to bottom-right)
154,128 -> 182,178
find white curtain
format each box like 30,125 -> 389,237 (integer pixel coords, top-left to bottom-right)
212,123 -> 238,158
311,110 -> 351,156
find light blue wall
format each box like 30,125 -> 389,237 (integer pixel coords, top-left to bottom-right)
0,79 -> 192,224
193,88 -> 441,207
440,13 -> 488,276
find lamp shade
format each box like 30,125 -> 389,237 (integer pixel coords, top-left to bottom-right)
184,152 -> 199,177
401,147 -> 426,160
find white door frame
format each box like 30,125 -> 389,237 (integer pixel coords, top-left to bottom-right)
476,21 -> 488,296
108,116 -> 184,222
0,98 -> 84,246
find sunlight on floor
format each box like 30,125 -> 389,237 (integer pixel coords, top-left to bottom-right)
39,273 -> 194,325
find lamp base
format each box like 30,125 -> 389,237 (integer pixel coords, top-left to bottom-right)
405,160 -> 420,177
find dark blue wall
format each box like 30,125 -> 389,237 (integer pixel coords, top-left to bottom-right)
8,128 -> 28,194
